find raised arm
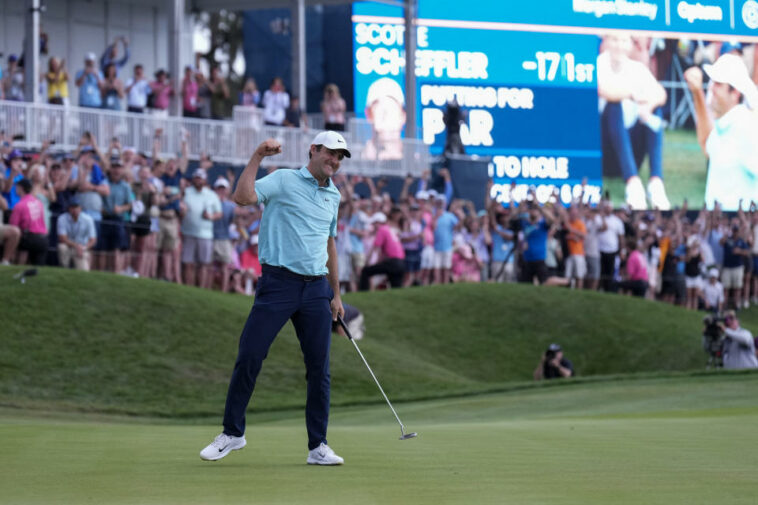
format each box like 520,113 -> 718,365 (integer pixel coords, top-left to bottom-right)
232,139 -> 281,206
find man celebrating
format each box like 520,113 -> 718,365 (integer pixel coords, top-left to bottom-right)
200,132 -> 347,465
684,54 -> 758,210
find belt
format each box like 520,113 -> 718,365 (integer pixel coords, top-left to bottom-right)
262,264 -> 325,282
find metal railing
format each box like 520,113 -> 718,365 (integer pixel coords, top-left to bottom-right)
0,100 -> 430,176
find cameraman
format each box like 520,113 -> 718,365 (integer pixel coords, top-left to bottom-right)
534,343 -> 574,380
719,311 -> 758,370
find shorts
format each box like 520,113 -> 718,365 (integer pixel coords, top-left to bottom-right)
404,248 -> 422,273
157,217 -> 179,251
350,252 -> 366,275
182,236 -> 213,265
744,254 -> 754,274
338,252 -> 353,283
685,276 -> 703,290
586,256 -> 601,280
420,245 -> 435,270
565,254 -> 587,279
753,255 -> 758,273
19,232 -> 49,265
213,239 -> 234,265
721,266 -> 744,290
433,250 -> 453,270
491,261 -> 515,283
520,260 -> 547,284
0,223 -> 16,244
97,219 -> 130,251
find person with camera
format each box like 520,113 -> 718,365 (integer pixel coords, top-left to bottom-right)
717,311 -> 758,370
534,343 -> 575,380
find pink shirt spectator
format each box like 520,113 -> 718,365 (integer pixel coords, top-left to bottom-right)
182,79 -> 198,112
151,81 -> 173,110
10,194 -> 47,234
626,249 -> 648,281
421,210 -> 435,245
373,225 -> 405,260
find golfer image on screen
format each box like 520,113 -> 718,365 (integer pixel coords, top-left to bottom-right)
684,53 -> 758,211
199,131 -> 348,465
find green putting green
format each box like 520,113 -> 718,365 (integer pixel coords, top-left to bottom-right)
2,373 -> 757,505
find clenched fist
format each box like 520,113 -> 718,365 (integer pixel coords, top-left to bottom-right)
254,139 -> 282,158
683,66 -> 704,92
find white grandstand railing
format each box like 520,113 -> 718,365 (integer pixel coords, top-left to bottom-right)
0,100 -> 430,176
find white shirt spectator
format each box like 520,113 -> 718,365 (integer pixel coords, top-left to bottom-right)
584,214 -> 601,257
702,279 -> 725,309
125,77 -> 151,109
722,326 -> 758,370
597,214 -> 624,253
262,89 -> 289,125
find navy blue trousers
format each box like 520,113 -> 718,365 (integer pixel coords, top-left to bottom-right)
222,266 -> 334,450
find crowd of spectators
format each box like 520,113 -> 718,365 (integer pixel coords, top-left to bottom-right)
3,128 -> 757,319
2,37 -> 346,128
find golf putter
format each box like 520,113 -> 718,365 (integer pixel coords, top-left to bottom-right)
337,314 -> 417,441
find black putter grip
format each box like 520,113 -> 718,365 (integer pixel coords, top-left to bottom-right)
336,314 -> 353,340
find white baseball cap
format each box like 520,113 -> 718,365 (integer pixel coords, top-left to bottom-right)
85,52 -> 97,62
192,168 -> 207,179
703,53 -> 758,108
311,131 -> 351,158
213,177 -> 230,189
366,77 -> 405,107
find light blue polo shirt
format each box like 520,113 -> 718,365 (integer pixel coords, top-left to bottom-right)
57,211 -> 97,245
181,186 -> 222,240
255,166 -> 340,276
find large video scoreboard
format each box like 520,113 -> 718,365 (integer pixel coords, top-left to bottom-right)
353,0 -> 758,208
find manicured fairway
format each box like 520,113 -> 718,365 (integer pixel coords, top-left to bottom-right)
2,373 -> 757,505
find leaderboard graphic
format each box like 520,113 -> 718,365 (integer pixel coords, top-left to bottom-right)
352,0 -> 758,209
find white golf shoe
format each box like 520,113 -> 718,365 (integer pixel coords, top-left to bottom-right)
306,443 -> 344,465
625,176 -> 648,210
200,433 -> 247,461
647,177 -> 671,211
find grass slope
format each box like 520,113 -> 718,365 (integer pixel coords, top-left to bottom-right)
0,265 -> 748,417
1,374 -> 757,505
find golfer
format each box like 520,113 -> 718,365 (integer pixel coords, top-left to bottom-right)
200,131 -> 348,465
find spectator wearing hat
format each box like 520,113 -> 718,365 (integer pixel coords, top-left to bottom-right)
99,161 -> 134,273
57,197 -> 97,270
533,343 -> 575,380
9,178 -> 48,265
125,64 -> 151,113
0,191 -> 20,265
702,267 -> 725,312
212,177 -> 236,292
2,149 -> 26,210
717,311 -> 758,370
684,54 -> 758,211
75,53 -> 104,108
181,168 -> 222,289
2,54 -> 24,101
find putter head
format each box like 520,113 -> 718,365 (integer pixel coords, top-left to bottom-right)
399,432 -> 418,440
